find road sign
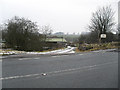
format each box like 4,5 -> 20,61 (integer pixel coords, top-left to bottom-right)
100,34 -> 106,38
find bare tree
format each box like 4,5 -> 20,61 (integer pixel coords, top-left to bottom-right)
41,25 -> 53,40
88,5 -> 115,43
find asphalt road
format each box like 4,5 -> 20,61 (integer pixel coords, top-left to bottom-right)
2,50 -> 118,88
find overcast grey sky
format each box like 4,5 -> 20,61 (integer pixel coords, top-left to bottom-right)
0,0 -> 119,34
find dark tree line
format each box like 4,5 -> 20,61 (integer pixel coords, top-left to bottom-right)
2,16 -> 46,51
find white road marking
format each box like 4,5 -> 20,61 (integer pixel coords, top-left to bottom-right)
0,56 -> 7,59
0,74 -> 40,80
52,55 -> 68,57
34,58 -> 40,60
19,57 -> 40,60
51,56 -> 60,58
18,58 -> 32,61
79,54 -> 83,55
45,61 -> 117,74
1,61 -> 117,80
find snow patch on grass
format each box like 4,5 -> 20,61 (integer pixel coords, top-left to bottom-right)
0,46 -> 76,55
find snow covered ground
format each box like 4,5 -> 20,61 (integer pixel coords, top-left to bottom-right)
0,46 -> 76,56
0,50 -> 25,55
27,46 -> 76,55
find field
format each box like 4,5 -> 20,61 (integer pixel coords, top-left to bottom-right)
51,34 -> 80,42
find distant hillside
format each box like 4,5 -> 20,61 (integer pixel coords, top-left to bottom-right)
54,32 -> 64,35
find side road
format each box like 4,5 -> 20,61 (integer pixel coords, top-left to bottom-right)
0,46 -> 75,55
0,48 -> 117,59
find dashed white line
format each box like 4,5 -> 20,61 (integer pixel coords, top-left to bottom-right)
0,56 -> 6,59
1,61 -> 117,80
18,58 -> 32,61
18,57 -> 40,60
34,58 -> 40,60
79,54 -> 83,55
0,74 -> 40,80
52,55 -> 69,57
51,56 -> 60,58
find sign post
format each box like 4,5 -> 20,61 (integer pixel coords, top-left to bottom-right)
100,34 -> 106,39
100,34 -> 106,43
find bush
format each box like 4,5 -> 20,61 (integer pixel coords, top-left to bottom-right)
78,45 -> 93,51
2,16 -> 45,51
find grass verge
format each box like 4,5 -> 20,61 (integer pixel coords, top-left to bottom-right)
76,42 -> 119,53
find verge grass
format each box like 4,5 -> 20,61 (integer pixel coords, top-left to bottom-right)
76,42 -> 119,53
